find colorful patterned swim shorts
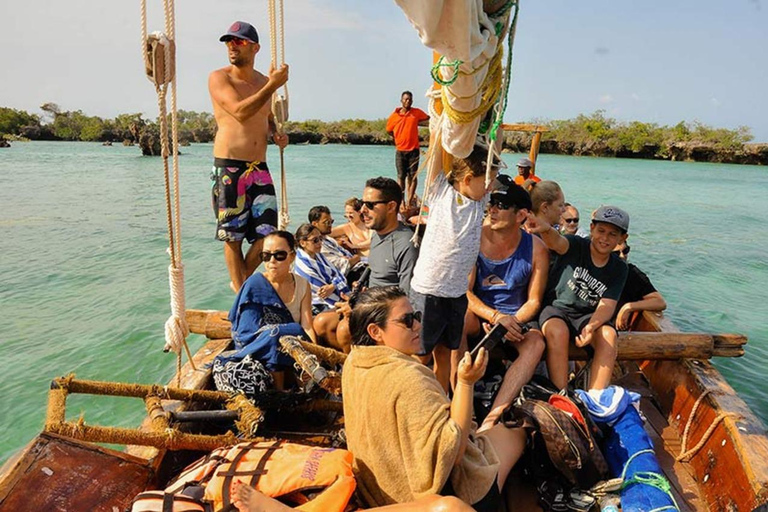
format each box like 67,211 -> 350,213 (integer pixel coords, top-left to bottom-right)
211,158 -> 278,243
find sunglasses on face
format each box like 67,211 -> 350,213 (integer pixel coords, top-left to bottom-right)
225,38 -> 251,47
489,199 -> 513,211
391,310 -> 422,330
362,200 -> 390,209
261,250 -> 290,262
563,218 -> 580,223
304,236 -> 322,244
613,245 -> 631,256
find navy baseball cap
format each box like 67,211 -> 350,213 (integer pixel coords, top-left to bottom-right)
220,21 -> 259,44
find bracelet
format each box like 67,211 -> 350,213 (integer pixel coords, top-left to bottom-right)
490,310 -> 501,324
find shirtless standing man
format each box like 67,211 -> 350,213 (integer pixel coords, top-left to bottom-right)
209,21 -> 289,292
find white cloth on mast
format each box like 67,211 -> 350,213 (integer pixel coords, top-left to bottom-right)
394,0 -> 499,158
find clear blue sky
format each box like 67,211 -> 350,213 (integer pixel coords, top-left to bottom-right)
1,0 -> 766,140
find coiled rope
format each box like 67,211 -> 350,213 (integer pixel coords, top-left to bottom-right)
268,0 -> 291,230
676,389 -> 738,462
140,0 -> 194,385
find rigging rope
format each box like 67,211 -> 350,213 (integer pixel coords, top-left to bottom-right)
676,389 -> 737,462
140,0 -> 194,384
268,0 -> 291,230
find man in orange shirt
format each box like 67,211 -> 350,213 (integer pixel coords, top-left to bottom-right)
513,157 -> 541,186
386,91 -> 429,208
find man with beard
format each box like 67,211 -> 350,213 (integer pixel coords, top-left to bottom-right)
361,177 -> 419,295
208,21 -> 289,292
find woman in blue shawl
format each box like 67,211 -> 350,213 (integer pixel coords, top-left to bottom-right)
226,231 -> 315,390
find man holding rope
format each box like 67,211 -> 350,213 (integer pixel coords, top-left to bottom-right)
209,21 -> 289,292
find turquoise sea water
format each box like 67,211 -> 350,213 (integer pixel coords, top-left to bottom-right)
1,141 -> 766,463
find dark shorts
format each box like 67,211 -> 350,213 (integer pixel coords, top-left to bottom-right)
410,291 -> 468,355
395,149 -> 420,182
441,477 -> 501,512
211,158 -> 278,243
538,305 -> 615,340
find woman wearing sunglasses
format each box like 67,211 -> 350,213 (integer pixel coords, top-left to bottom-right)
342,286 -> 527,511
330,197 -> 373,258
227,231 -> 315,390
294,224 -> 352,314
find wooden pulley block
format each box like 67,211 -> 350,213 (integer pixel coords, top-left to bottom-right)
145,32 -> 176,86
272,93 -> 289,124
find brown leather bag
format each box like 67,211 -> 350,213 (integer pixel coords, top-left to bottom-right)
515,397 -> 609,489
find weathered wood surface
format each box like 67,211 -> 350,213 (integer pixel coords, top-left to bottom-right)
0,433 -> 153,512
637,312 -> 768,511
187,309 -> 746,360
125,337 -> 231,464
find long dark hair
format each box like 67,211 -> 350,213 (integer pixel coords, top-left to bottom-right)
349,286 -> 407,347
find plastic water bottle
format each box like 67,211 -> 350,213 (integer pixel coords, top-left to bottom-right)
599,494 -> 621,512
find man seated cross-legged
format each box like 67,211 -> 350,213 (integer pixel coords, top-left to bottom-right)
462,176 -> 547,430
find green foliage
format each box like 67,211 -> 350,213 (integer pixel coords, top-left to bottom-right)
0,105 -> 756,158
0,108 -> 40,135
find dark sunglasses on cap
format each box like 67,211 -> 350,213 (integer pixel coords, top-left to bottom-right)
489,199 -> 514,211
362,199 -> 390,209
563,217 -> 580,224
391,310 -> 422,330
260,250 -> 290,262
225,38 -> 251,47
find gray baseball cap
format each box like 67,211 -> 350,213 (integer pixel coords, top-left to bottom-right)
517,157 -> 533,168
592,205 -> 630,232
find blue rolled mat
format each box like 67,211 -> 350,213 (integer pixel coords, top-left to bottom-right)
603,406 -> 677,512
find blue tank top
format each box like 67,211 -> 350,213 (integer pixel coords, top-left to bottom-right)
473,231 -> 533,315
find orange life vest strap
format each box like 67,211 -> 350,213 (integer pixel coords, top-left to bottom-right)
220,440 -> 282,507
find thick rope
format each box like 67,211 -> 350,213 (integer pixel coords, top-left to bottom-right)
141,0 -> 192,377
268,0 -> 290,230
676,389 -> 737,462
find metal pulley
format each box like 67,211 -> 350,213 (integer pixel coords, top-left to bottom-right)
145,31 -> 176,86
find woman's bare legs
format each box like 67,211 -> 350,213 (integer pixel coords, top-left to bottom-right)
482,424 -> 527,490
232,481 -> 472,512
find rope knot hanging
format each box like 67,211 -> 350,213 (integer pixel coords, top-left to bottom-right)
140,0 -> 196,384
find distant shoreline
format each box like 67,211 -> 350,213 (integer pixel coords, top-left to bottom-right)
2,107 -> 765,165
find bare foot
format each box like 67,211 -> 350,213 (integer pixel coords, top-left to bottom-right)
232,481 -> 292,512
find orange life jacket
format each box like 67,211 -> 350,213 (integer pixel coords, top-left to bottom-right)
130,491 -> 207,512
165,440 -> 356,512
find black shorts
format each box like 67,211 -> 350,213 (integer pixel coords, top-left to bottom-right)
410,291 -> 468,355
538,305 -> 615,340
441,477 -> 501,512
211,158 -> 278,243
395,149 -> 420,182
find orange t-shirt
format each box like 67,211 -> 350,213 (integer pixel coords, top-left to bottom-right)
386,108 -> 429,151
514,174 -> 541,186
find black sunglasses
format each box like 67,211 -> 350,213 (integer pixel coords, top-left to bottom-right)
489,199 -> 513,211
391,310 -> 422,329
563,217 -> 580,223
261,250 -> 290,262
613,245 -> 631,256
362,200 -> 391,209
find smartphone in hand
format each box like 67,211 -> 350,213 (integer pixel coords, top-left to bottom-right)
470,323 -> 508,360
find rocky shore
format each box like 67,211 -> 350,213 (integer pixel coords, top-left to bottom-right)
281,129 -> 768,165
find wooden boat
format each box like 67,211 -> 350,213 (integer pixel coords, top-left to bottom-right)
1,307 -> 765,511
